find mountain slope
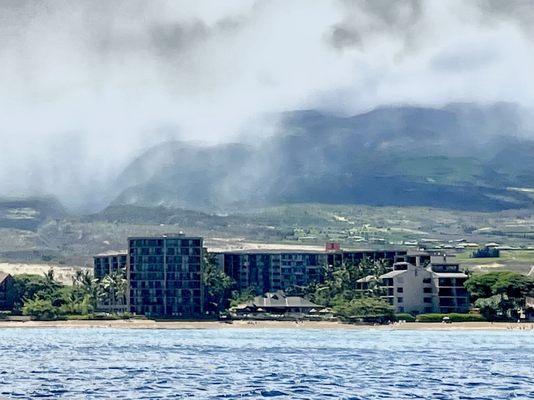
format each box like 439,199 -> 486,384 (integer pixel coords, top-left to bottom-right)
112,104 -> 534,212
0,196 -> 67,231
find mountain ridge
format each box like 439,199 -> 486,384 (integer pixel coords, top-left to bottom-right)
110,103 -> 534,212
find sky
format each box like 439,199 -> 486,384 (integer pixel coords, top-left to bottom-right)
1,0 -> 533,209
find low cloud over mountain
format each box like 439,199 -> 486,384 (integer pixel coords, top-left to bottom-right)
113,104 -> 534,212
1,1 -> 533,210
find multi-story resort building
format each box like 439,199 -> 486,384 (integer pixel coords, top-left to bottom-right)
128,235 -> 204,318
429,255 -> 469,313
93,251 -> 127,280
215,248 -> 408,293
378,254 -> 469,314
94,236 -> 470,318
216,251 -> 325,293
93,251 -> 128,313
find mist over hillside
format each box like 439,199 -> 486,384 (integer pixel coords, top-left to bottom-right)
2,1 -> 534,212
112,103 -> 534,212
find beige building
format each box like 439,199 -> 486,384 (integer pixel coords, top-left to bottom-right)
379,254 -> 469,314
428,255 -> 469,313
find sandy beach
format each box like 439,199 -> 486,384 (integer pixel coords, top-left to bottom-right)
1,319 -> 533,331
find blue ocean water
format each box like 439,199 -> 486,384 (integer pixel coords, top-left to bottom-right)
0,328 -> 533,399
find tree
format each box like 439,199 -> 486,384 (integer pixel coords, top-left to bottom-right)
230,288 -> 256,308
309,258 -> 390,307
203,252 -> 235,313
73,269 -> 102,311
465,271 -> 534,320
475,295 -> 503,320
11,270 -> 64,311
22,298 -> 60,320
465,272 -> 533,302
99,270 -> 127,312
333,297 -> 394,319
12,274 -> 48,310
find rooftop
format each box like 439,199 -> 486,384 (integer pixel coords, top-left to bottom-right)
379,270 -> 407,279
94,250 -> 127,257
128,234 -> 202,240
246,291 -> 321,309
0,272 -> 12,285
356,275 -> 377,283
215,249 -> 325,255
432,272 -> 468,278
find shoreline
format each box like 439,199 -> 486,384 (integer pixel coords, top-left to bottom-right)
1,320 -> 533,331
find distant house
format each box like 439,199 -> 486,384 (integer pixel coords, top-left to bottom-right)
234,291 -> 323,318
0,272 -> 14,310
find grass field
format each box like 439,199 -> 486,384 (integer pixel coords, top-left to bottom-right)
454,250 -> 534,274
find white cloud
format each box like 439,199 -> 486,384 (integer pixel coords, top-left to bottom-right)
0,0 -> 532,209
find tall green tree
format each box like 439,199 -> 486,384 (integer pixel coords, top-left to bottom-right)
99,270 -> 127,311
309,258 -> 390,307
203,252 -> 235,313
72,269 -> 101,311
334,297 -> 394,319
465,271 -> 533,319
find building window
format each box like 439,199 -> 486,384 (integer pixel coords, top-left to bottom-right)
424,297 -> 432,303
423,287 -> 432,293
397,297 -> 403,303
398,307 -> 404,312
397,287 -> 404,293
423,278 -> 431,284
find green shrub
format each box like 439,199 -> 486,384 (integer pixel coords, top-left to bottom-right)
416,313 -> 485,322
334,297 -> 394,319
0,311 -> 12,320
394,313 -> 416,322
22,298 -> 62,320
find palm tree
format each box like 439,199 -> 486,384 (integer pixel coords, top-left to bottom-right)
203,252 -> 234,313
72,269 -> 101,311
100,270 -> 127,313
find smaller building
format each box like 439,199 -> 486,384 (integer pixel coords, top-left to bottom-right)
93,251 -> 127,280
380,261 -> 433,314
93,252 -> 128,313
429,255 -> 469,313
379,254 -> 469,314
0,272 -> 14,310
233,291 -> 323,319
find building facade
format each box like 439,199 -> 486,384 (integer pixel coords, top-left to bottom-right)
429,255 -> 469,313
128,235 -> 204,318
93,252 -> 129,313
379,254 -> 469,314
93,252 -> 127,280
216,248 -> 407,294
216,251 -> 325,293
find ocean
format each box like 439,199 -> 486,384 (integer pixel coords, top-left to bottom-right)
0,328 -> 533,399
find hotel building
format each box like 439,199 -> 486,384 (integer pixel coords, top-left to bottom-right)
93,252 -> 127,280
215,248 -> 407,294
128,234 -> 204,318
379,254 -> 469,314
